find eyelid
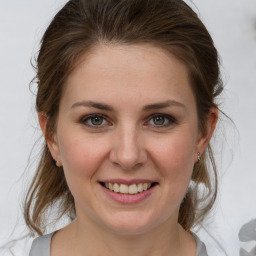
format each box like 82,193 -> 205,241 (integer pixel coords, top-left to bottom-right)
145,113 -> 177,128
79,113 -> 177,129
80,113 -> 111,128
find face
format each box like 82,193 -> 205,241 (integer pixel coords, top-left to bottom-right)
44,44 -> 214,235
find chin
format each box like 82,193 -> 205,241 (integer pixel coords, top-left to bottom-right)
100,211 -> 160,235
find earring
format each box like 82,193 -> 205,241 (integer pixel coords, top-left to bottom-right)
55,159 -> 62,167
197,152 -> 201,162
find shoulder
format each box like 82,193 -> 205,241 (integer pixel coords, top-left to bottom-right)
192,233 -> 208,256
29,232 -> 55,256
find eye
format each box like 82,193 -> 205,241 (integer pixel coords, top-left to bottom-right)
80,114 -> 109,128
147,114 -> 176,127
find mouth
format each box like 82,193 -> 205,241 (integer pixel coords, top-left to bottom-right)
100,182 -> 158,195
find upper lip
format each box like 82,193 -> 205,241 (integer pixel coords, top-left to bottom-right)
99,179 -> 158,185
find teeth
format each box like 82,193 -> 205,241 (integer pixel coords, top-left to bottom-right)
120,184 -> 129,193
113,183 -> 120,193
129,184 -> 137,194
138,183 -> 144,192
104,182 -> 153,194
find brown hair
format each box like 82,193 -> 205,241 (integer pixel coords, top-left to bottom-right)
24,0 -> 223,235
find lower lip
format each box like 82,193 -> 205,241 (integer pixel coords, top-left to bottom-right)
100,184 -> 156,204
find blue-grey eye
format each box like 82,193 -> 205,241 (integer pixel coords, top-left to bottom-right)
147,114 -> 176,127
81,114 -> 108,127
89,116 -> 104,126
153,115 -> 166,125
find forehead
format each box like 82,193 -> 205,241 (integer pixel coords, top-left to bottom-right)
61,43 -> 195,110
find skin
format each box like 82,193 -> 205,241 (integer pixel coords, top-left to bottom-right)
39,43 -> 218,256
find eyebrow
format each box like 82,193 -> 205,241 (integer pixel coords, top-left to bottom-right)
142,100 -> 185,111
71,101 -> 114,111
71,100 -> 185,111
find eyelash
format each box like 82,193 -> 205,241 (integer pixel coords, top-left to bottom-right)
80,114 -> 109,129
80,113 -> 177,129
147,114 -> 177,127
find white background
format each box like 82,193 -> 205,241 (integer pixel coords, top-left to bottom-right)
0,0 -> 256,255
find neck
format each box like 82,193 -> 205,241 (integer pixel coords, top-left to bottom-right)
67,213 -> 195,256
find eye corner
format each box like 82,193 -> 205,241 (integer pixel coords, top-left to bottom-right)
79,113 -> 112,129
145,113 -> 177,128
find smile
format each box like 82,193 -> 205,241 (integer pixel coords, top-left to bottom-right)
101,182 -> 158,195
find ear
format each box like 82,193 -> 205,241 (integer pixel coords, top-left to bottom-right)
195,107 -> 218,162
38,112 -> 62,167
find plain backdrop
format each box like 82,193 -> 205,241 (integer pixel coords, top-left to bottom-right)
0,0 -> 256,255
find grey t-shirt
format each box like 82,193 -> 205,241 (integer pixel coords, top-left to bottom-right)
29,232 -> 208,256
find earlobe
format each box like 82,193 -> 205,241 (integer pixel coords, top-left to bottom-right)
38,112 -> 61,165
196,107 -> 218,160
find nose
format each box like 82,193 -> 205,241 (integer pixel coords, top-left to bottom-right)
109,125 -> 148,171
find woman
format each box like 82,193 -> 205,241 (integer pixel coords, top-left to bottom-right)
26,0 -> 222,255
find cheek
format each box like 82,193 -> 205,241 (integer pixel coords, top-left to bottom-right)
57,133 -> 109,181
151,132 -> 196,184
56,133 -> 111,209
